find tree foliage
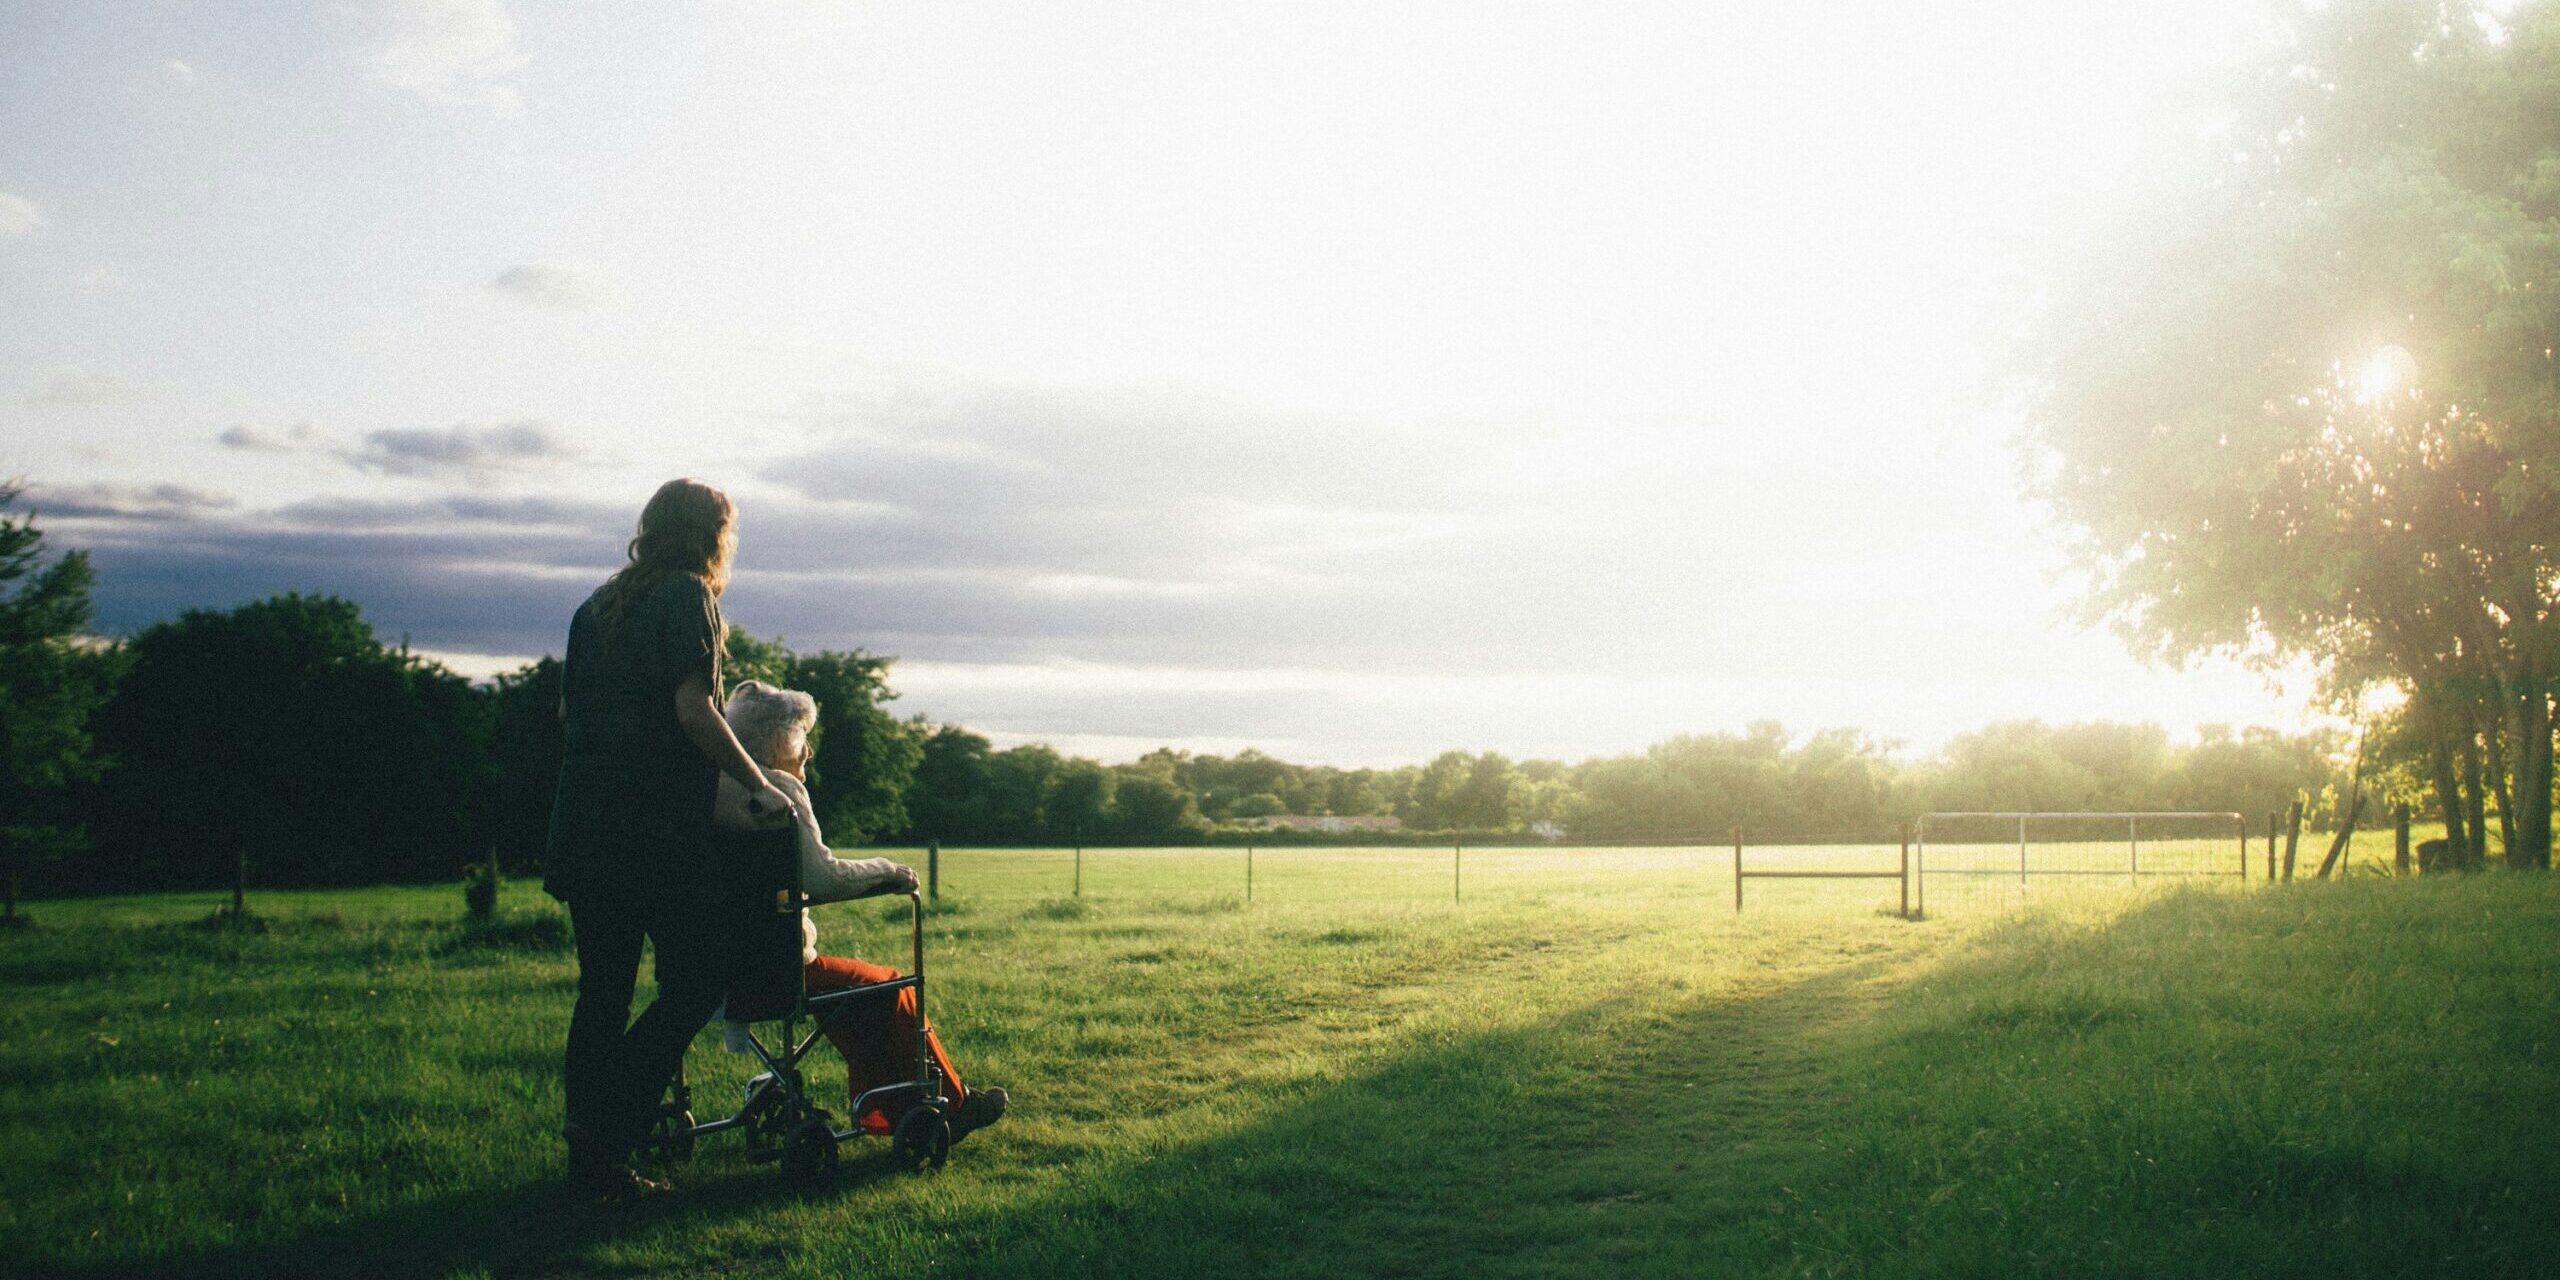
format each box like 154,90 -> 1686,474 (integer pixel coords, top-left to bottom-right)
0,487 -> 122,916
721,628 -> 920,842
2019,0 -> 2560,866
92,594 -> 489,889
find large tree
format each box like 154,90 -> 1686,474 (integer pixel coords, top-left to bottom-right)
2020,0 -> 2560,866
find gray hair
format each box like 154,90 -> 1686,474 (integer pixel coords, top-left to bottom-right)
724,679 -> 817,766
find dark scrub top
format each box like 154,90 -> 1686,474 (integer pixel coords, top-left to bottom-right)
543,572 -> 723,903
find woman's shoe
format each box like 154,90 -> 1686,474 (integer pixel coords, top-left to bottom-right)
949,1086 -> 1007,1144
567,1160 -> 671,1204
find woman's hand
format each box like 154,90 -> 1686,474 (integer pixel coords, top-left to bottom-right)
887,864 -> 920,893
744,778 -> 797,828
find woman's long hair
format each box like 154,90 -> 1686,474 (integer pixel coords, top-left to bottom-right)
594,478 -> 736,631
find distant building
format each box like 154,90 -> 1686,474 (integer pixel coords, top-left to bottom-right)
1242,814 -> 1404,832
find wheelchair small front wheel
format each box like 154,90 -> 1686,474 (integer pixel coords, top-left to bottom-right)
645,1108 -> 697,1165
892,1105 -> 950,1171
781,1117 -> 838,1180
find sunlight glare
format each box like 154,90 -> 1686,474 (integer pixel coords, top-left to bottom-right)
2355,344 -> 2417,404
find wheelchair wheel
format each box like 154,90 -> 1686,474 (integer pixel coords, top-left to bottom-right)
892,1105 -> 950,1171
782,1116 -> 838,1180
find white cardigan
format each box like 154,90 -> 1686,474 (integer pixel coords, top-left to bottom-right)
711,767 -> 904,963
713,768 -> 905,1052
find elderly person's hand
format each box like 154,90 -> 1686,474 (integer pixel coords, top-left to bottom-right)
885,864 -> 920,894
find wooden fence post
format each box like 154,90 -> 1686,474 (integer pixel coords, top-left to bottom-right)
2394,806 -> 2411,876
928,840 -> 940,902
1900,823 -> 1911,918
2315,794 -> 2366,879
1732,826 -> 1744,913
2266,811 -> 2278,882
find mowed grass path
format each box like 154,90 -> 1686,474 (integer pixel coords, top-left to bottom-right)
3,851 -> 2554,1278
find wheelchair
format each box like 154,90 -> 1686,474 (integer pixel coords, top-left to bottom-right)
641,824 -> 953,1179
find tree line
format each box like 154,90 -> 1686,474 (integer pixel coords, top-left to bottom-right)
2,488 -> 2359,905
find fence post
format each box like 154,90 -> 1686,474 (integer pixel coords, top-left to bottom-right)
2129,815 -> 2140,885
1732,825 -> 1744,913
2394,805 -> 2412,876
928,841 -> 940,902
2018,814 -> 2029,887
2266,811 -> 2278,882
1900,823 -> 1911,918
2238,814 -> 2249,882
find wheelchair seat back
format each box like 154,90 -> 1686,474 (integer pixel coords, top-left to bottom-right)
717,824 -> 804,1023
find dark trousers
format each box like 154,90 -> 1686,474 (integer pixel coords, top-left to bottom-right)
564,890 -> 725,1167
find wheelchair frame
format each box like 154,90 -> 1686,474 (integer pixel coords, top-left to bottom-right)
645,837 -> 953,1179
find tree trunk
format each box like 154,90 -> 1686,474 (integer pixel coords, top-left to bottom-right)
2485,704 -> 2519,859
2430,736 -> 2471,866
2506,669 -> 2554,871
2459,730 -> 2489,868
2282,799 -> 2304,881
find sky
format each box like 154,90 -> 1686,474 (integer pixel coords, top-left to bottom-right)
0,0 -> 2321,767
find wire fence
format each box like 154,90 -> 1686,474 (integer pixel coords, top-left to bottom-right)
847,824 -> 2267,918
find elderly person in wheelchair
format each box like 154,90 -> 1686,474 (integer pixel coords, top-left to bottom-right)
713,679 -> 1007,1144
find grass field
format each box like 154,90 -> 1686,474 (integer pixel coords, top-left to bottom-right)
4,836 -> 2553,1278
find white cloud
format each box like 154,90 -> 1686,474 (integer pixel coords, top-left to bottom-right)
27,373 -> 138,407
490,262 -> 622,309
359,0 -> 526,115
343,419 -> 576,478
0,193 -> 43,238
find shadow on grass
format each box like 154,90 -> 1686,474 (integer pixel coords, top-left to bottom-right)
29,945 -> 1904,1280
24,1138 -> 933,1280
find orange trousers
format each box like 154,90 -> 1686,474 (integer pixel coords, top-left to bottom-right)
803,954 -> 968,1133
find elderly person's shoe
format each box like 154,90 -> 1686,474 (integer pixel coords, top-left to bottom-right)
949,1086 -> 1007,1144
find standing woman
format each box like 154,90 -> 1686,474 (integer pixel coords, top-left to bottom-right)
545,478 -> 793,1199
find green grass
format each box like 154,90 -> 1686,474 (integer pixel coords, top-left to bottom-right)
2,848 -> 2551,1278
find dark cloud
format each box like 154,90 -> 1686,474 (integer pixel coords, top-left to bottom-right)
51,376 -> 1778,684
343,420 -> 576,478
24,482 -> 236,522
216,423 -> 321,452
729,379 -> 1757,674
